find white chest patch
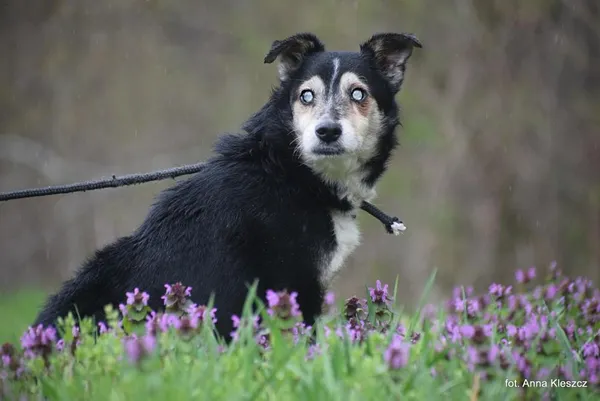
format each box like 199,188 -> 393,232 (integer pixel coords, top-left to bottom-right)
321,210 -> 361,286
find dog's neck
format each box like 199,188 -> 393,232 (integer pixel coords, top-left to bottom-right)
309,156 -> 377,209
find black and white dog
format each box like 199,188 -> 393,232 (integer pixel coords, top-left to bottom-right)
33,32 -> 421,339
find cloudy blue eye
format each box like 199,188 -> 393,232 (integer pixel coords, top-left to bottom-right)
351,88 -> 367,102
300,89 -> 314,105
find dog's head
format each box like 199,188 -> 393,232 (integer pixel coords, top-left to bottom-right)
263,32 -> 421,192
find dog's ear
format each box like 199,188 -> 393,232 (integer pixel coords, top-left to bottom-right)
263,33 -> 325,82
360,33 -> 422,93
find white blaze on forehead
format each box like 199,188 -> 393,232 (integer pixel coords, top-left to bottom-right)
328,58 -> 340,96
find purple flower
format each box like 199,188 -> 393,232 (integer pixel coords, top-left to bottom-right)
384,335 -> 410,369
460,325 -> 475,339
291,322 -> 311,344
161,283 -> 193,313
565,320 -> 576,339
266,290 -> 302,320
256,334 -> 270,350
449,326 -> 462,343
536,368 -> 551,380
325,291 -> 335,306
306,344 -> 321,360
489,283 -> 510,298
582,342 -> 599,358
488,344 -> 500,364
187,304 -> 218,324
453,298 -> 466,312
586,356 -> 598,372
21,324 -> 57,359
368,280 -> 391,305
515,270 -> 526,283
507,295 -> 518,311
513,351 -> 531,378
126,288 -> 150,306
467,299 -> 481,317
465,346 -> 479,371
527,266 -> 536,281
523,318 -> 540,340
160,313 -> 178,332
123,335 -> 156,364
1,343 -> 24,379
483,324 -> 494,338
230,314 -> 260,341
145,311 -> 159,335
98,322 -> 109,334
172,315 -> 200,337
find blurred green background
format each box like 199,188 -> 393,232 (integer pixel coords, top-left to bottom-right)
1,0 -> 599,343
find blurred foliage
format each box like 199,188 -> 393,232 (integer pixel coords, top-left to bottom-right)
0,0 -> 598,313
0,289 -> 46,344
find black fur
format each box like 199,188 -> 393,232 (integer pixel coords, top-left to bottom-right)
33,32 -> 420,340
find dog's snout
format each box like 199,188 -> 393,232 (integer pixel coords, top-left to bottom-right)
315,122 -> 342,144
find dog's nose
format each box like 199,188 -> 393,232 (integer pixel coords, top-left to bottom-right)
315,122 -> 342,144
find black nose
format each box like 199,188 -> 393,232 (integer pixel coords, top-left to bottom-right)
315,122 -> 342,144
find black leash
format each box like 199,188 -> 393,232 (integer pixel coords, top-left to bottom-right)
0,163 -> 207,202
0,163 -> 405,235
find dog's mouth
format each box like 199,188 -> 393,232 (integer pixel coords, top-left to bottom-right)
311,145 -> 345,157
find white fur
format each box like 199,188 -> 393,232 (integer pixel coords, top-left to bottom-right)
321,210 -> 361,286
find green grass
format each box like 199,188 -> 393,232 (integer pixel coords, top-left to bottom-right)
0,288 -> 46,344
1,266 -> 599,400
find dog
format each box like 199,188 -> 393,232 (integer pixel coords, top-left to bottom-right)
33,32 -> 422,340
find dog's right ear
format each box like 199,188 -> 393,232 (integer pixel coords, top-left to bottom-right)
263,33 -> 325,82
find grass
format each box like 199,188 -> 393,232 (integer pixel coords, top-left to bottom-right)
0,289 -> 46,345
1,264 -> 599,400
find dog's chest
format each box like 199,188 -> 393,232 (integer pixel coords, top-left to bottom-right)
320,210 -> 361,286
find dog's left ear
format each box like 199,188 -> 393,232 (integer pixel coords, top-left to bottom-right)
360,33 -> 422,93
264,33 -> 325,82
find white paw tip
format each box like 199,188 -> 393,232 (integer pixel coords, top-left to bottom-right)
391,221 -> 406,235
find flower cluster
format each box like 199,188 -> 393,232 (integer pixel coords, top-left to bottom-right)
1,343 -> 24,380
266,289 -> 301,320
2,261 -> 599,398
123,334 -> 156,364
20,324 -> 56,363
161,283 -> 194,315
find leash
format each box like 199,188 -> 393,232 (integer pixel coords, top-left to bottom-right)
0,162 -> 406,235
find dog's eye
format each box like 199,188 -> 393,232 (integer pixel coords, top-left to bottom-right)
350,88 -> 367,102
299,89 -> 314,105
